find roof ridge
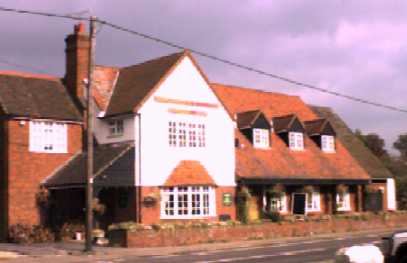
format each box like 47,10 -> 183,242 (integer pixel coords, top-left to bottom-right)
0,71 -> 60,81
120,51 -> 185,71
211,82 -> 299,98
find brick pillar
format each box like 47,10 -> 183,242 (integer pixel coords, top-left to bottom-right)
326,187 -> 333,214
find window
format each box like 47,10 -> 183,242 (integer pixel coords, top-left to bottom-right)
336,191 -> 351,211
253,128 -> 269,148
306,191 -> 320,212
161,186 -> 215,218
289,132 -> 304,150
168,121 -> 206,148
108,119 -> 124,136
29,121 -> 67,153
264,193 -> 287,213
321,135 -> 335,153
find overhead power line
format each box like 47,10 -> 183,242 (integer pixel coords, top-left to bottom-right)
0,58 -> 50,74
0,6 -> 406,113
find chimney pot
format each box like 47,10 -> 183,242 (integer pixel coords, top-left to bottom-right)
74,22 -> 85,34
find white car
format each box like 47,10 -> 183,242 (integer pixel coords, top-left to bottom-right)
382,230 -> 407,263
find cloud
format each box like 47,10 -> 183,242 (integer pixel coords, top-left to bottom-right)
0,0 -> 405,153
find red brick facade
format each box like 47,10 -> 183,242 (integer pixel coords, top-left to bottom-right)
0,119 -> 82,239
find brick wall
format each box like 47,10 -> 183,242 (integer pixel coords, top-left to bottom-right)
122,212 -> 407,248
6,119 -> 82,227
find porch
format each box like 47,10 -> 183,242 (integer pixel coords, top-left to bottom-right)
237,179 -> 368,221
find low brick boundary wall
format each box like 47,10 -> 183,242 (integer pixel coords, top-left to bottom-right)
109,213 -> 407,248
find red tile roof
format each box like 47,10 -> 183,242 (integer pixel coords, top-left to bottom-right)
164,160 -> 216,186
93,65 -> 119,111
212,83 -> 370,182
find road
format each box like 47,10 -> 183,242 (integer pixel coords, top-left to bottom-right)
90,231 -> 389,263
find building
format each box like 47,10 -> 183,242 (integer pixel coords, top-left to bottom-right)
0,23 -> 397,238
0,71 -> 82,239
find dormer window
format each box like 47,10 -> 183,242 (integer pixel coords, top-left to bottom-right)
109,119 -> 124,136
289,132 -> 304,150
321,135 -> 335,153
236,110 -> 271,149
304,118 -> 336,153
253,128 -> 269,148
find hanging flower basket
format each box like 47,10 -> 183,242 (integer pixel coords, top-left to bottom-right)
237,186 -> 251,199
364,184 -> 377,194
303,185 -> 314,194
266,184 -> 284,198
36,187 -> 49,207
336,184 -> 348,195
92,198 -> 106,215
143,193 -> 158,207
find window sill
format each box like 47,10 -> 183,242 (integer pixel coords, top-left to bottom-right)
336,207 -> 351,212
160,215 -> 215,220
253,146 -> 271,150
107,134 -> 123,139
290,148 -> 305,152
322,150 -> 336,154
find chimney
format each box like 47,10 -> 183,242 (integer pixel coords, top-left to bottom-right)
64,22 -> 89,104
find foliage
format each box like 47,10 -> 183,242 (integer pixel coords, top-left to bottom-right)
302,185 -> 314,194
266,184 -> 284,198
237,186 -> 250,224
8,224 -> 54,244
264,211 -> 282,222
394,133 -> 407,161
92,198 -> 106,215
35,186 -> 50,208
336,184 -> 348,195
57,222 -> 85,240
355,129 -> 388,158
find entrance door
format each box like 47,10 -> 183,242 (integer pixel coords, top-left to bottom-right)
293,193 -> 306,214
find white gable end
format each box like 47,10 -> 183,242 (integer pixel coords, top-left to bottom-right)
137,55 -> 235,187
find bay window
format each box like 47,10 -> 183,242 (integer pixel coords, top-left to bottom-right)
161,186 -> 215,219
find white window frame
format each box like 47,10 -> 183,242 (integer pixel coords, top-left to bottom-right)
289,132 -> 304,151
306,190 -> 321,212
160,186 -> 216,219
253,128 -> 270,149
29,120 -> 68,153
264,193 -> 287,213
108,119 -> 124,136
321,135 -> 335,153
168,121 -> 206,148
336,190 -> 351,211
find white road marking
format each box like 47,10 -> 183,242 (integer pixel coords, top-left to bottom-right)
152,254 -> 179,258
194,247 -> 326,262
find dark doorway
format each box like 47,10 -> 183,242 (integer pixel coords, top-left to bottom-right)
365,190 -> 383,212
293,193 -> 306,214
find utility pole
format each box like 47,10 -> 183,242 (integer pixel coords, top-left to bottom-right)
85,16 -> 96,253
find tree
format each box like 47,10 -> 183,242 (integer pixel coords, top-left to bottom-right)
355,129 -> 388,158
394,133 -> 407,161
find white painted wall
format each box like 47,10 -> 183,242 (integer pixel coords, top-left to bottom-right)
138,56 -> 235,187
94,105 -> 135,144
387,178 -> 397,210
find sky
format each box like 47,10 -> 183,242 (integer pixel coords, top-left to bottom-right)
0,0 -> 405,154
